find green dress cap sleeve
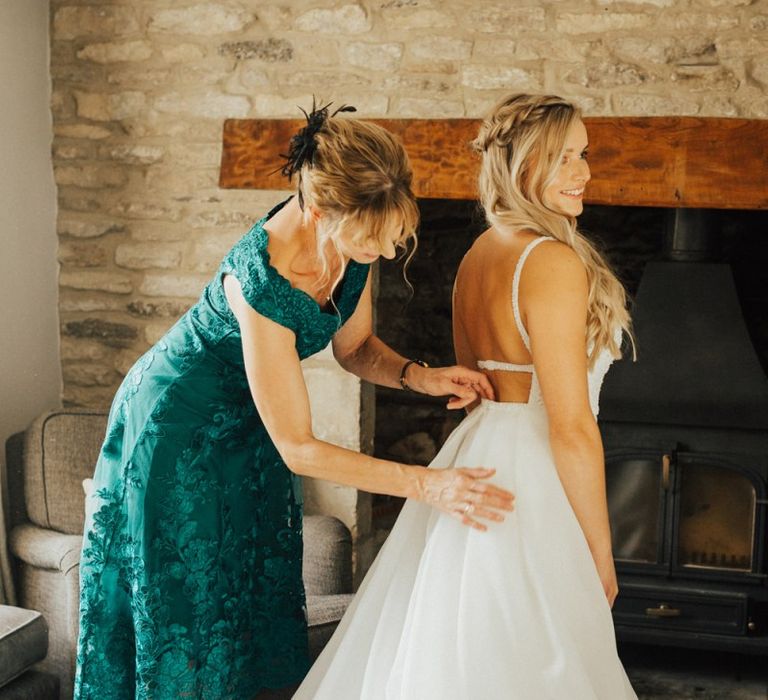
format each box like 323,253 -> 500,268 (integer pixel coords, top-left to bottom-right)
220,217 -> 298,333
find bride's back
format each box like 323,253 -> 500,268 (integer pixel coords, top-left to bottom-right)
453,227 -> 547,404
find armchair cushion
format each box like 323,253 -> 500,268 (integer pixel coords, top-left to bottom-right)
302,515 -> 352,595
22,411 -> 106,535
0,605 -> 48,687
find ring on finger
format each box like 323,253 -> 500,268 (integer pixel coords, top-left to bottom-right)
463,502 -> 473,515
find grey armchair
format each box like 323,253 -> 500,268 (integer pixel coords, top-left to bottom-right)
4,410 -> 354,699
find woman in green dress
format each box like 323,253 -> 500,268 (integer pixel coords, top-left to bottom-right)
74,103 -> 515,700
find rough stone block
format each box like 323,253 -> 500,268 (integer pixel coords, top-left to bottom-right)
671,65 -> 740,92
53,6 -> 139,40
60,270 -> 133,294
74,90 -> 146,121
613,93 -> 701,115
58,241 -> 110,268
218,39 -> 293,62
291,39 -> 341,67
295,4 -> 371,34
54,124 -> 112,140
126,299 -> 191,319
140,273 -> 210,298
344,42 -> 403,72
395,97 -> 464,117
154,91 -> 250,119
596,0 -> 673,5
63,384 -> 119,409
186,209 -> 256,229
63,318 -> 139,348
76,41 -> 153,64
472,38 -> 516,61
567,60 -> 648,88
115,243 -> 183,270
303,364 -> 361,450
750,57 -> 768,86
187,238 -> 239,273
101,144 -> 165,165
409,37 -> 472,61
699,95 -> 739,117
60,293 -> 126,313
53,143 -> 95,160
161,44 -> 206,62
672,13 -> 740,30
54,164 -> 127,189
386,74 -> 453,94
279,70 -> 372,91
106,67 -> 174,89
63,363 -> 116,387
257,6 -> 293,30
60,337 -> 108,361
148,5 -> 255,35
110,201 -> 183,222
468,6 -> 546,33
381,8 -> 455,30
716,37 -> 768,60
58,217 -> 125,239
556,12 -> 651,34
461,65 -> 541,90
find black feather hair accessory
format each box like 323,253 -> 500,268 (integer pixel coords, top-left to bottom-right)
279,98 -> 356,208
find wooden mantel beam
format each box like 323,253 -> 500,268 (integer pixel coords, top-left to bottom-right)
220,117 -> 768,210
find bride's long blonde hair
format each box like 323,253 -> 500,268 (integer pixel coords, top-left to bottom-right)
473,93 -> 633,366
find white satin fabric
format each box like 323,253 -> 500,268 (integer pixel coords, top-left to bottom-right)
294,398 -> 637,699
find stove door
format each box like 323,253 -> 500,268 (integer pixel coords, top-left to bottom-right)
674,452 -> 762,575
606,449 -> 669,569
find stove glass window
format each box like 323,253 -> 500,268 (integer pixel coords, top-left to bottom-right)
606,457 -> 662,563
677,462 -> 755,571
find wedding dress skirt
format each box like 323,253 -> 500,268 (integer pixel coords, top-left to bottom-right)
294,399 -> 637,699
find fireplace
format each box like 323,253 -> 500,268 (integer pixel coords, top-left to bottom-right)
600,208 -> 768,654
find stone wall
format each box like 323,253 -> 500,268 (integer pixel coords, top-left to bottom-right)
49,0 -> 767,575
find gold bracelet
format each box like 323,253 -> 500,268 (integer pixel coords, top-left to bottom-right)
399,358 -> 429,391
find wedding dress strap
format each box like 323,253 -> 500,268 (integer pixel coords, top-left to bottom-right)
477,360 -> 534,373
512,236 -> 555,352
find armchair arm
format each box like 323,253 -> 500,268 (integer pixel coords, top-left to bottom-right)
9,524 -> 82,575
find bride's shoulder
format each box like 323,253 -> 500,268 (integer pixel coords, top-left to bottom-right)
521,237 -> 587,291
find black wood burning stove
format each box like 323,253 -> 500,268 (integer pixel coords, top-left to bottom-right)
599,209 -> 768,654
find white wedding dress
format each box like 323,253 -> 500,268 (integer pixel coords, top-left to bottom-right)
295,237 -> 638,700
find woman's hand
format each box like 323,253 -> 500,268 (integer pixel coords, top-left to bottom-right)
405,364 -> 495,409
593,550 -> 619,608
415,467 -> 515,531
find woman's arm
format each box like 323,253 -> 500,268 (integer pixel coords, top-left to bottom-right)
332,271 -> 494,409
521,242 -> 618,606
224,274 -> 514,531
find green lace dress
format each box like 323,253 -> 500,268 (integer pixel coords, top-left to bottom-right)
75,199 -> 370,700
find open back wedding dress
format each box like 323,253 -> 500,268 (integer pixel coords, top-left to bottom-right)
294,236 -> 637,699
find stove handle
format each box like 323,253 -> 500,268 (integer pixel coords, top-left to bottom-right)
661,454 -> 671,491
645,603 -> 681,618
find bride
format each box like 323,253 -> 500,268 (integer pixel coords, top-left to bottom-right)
294,94 -> 638,699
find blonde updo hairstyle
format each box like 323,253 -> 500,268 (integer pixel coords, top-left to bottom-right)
293,116 -> 420,295
473,93 -> 633,366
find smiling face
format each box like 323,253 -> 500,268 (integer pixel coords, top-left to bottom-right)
542,118 -> 591,217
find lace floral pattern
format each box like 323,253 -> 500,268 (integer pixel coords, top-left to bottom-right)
75,199 -> 370,699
